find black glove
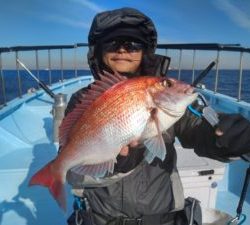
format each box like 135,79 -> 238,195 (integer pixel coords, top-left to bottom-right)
215,113 -> 250,159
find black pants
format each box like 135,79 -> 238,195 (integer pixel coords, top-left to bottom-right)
67,197 -> 202,225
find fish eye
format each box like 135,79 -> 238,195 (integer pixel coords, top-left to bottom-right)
167,79 -> 172,87
161,79 -> 172,87
161,80 -> 167,87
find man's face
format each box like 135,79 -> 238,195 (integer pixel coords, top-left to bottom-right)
102,39 -> 144,74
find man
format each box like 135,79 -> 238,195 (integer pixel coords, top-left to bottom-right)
65,7 -> 250,225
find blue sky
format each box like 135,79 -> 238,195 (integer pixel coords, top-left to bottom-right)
1,0 -> 250,46
1,0 -> 250,69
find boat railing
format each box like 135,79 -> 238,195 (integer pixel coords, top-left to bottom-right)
158,43 -> 250,101
0,44 -> 89,106
0,43 -> 250,108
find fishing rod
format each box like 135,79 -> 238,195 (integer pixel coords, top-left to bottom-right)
17,59 -> 66,142
192,59 -> 218,87
227,165 -> 250,225
17,59 -> 56,99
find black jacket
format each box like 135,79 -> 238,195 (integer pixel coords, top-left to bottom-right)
65,77 -> 250,225
65,8 -> 250,224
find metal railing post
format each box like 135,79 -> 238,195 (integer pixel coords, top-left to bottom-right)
74,44 -> 77,77
35,50 -> 40,89
178,49 -> 182,80
214,51 -> 220,93
237,51 -> 243,101
60,48 -> 64,82
165,49 -> 168,57
15,51 -> 22,97
48,49 -> 52,85
0,53 -> 6,105
191,50 -> 196,83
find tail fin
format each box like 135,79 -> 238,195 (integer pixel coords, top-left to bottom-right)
29,162 -> 66,211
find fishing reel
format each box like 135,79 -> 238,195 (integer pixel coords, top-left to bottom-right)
188,93 -> 219,128
187,60 -> 219,128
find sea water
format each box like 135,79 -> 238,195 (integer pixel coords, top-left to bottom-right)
0,69 -> 250,105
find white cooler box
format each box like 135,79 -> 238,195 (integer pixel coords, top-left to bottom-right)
175,143 -> 226,209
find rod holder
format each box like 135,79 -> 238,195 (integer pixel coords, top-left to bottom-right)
52,93 -> 67,142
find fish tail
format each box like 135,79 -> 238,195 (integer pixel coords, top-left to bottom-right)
29,162 -> 66,211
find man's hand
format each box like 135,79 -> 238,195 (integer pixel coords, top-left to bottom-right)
215,128 -> 224,136
119,146 -> 129,156
215,114 -> 250,151
119,140 -> 139,156
215,114 -> 243,137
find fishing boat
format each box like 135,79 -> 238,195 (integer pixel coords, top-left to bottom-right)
0,43 -> 249,225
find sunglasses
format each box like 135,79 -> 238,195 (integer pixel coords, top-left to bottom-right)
102,40 -> 145,53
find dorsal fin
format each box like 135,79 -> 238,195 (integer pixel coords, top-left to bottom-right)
59,71 -> 127,148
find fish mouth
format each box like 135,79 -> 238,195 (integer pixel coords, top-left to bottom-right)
184,86 -> 196,95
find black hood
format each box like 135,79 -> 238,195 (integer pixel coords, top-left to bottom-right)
87,7 -> 159,79
88,7 -> 157,49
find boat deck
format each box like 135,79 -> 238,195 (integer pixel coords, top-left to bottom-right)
0,77 -> 93,225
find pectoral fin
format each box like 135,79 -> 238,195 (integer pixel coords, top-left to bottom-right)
144,134 -> 166,163
71,159 -> 116,177
143,108 -> 167,163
